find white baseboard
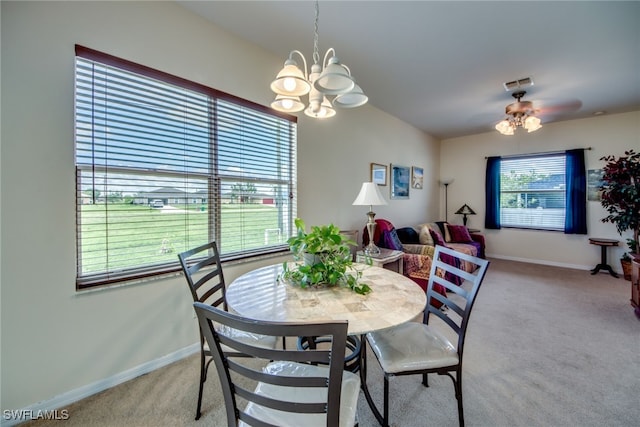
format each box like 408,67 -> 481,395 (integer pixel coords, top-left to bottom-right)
2,344 -> 199,427
488,253 -> 621,274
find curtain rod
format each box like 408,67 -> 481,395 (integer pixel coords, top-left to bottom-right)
485,147 -> 592,159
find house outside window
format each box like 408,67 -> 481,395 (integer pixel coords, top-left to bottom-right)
75,46 -> 297,289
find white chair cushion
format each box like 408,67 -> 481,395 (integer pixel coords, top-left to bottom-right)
211,323 -> 279,353
366,322 -> 458,374
239,361 -> 360,427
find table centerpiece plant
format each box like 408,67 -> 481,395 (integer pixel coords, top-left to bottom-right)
599,150 -> 640,267
280,218 -> 372,295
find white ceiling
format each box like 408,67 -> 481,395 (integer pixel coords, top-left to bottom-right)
177,1 -> 640,140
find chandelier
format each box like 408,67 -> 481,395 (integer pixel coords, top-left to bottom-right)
269,1 -> 367,119
495,90 -> 542,135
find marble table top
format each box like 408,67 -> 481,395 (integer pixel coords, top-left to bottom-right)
226,263 -> 427,335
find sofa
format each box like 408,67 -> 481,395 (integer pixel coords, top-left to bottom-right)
363,219 -> 486,297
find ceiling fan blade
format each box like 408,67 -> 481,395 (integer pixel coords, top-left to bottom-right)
533,98 -> 582,116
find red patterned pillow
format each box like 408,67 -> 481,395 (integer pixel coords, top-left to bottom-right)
447,224 -> 473,243
429,228 -> 447,247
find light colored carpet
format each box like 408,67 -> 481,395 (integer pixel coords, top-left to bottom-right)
25,258 -> 639,426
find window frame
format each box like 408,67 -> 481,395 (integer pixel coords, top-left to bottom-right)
498,153 -> 567,231
486,149 -> 587,234
74,45 -> 297,290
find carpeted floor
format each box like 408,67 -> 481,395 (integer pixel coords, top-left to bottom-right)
25,258 -> 639,426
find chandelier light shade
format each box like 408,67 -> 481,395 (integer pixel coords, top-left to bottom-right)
269,1 -> 367,118
270,94 -> 306,113
455,204 -> 477,226
353,182 -> 387,256
495,90 -> 543,135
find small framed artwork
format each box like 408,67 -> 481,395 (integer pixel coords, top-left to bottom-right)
390,164 -> 410,199
411,166 -> 424,189
370,163 -> 387,186
587,169 -> 604,202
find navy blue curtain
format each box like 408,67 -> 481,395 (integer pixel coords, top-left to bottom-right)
485,156 -> 501,229
565,149 -> 587,234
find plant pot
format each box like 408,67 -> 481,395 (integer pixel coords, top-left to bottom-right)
621,258 -> 632,281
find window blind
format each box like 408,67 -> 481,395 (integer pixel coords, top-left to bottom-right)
499,154 -> 566,230
75,46 -> 297,288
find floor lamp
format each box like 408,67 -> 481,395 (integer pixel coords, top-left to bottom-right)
440,179 -> 454,221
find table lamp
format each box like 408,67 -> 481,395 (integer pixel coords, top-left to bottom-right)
455,203 -> 476,226
353,182 -> 388,255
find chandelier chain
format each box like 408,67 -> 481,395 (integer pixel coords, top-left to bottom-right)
312,0 -> 320,65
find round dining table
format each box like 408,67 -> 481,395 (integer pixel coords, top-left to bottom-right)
225,263 -> 427,336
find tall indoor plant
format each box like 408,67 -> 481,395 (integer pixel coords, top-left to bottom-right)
599,150 -> 640,261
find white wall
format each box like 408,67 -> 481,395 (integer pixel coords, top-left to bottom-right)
441,111 -> 640,270
0,1 -> 438,411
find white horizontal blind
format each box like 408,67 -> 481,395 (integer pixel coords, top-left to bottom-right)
75,48 -> 296,288
499,154 -> 566,230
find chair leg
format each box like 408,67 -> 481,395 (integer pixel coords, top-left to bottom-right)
455,370 -> 464,427
422,373 -> 429,387
383,375 -> 390,427
195,348 -> 206,420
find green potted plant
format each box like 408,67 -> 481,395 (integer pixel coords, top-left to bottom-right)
600,150 -> 640,268
280,218 -> 372,295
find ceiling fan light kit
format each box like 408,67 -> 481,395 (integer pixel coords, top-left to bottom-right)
269,1 -> 367,119
495,90 -> 542,135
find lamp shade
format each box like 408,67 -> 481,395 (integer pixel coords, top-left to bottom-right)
353,182 -> 387,206
270,59 -> 311,96
524,115 -> 542,132
314,57 -> 355,95
304,96 -> 336,118
455,204 -> 476,215
271,95 -> 305,113
333,83 -> 368,108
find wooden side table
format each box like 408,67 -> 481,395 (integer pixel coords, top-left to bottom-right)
588,237 -> 619,278
357,248 -> 404,275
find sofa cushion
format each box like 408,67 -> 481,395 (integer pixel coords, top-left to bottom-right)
429,228 -> 447,247
396,227 -> 420,244
383,229 -> 404,251
435,221 -> 452,242
446,224 -> 473,243
418,224 -> 435,246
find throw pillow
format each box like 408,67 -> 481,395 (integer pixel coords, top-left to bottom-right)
429,228 -> 447,247
383,229 -> 404,251
396,227 -> 419,244
446,224 -> 474,243
435,221 -> 452,242
418,224 -> 434,245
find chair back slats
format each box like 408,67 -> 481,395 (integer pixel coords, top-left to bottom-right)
193,268 -> 222,292
220,334 -> 332,365
178,241 -> 228,310
228,359 -> 329,388
194,301 -> 350,426
198,284 -> 224,306
235,386 -> 329,414
425,245 -> 490,355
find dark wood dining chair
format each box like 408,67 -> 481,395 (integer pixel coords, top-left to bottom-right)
362,245 -> 490,426
193,301 -> 361,426
178,241 -> 278,420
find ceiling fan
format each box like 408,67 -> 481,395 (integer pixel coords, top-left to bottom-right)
495,90 -> 542,135
495,89 -> 583,136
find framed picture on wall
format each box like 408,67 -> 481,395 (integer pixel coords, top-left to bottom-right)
587,169 -> 604,201
370,163 -> 387,186
390,164 -> 410,199
411,166 -> 424,189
